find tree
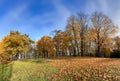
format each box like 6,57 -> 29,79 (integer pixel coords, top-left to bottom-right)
53,30 -> 65,56
66,16 -> 80,56
37,36 -> 55,57
77,13 -> 88,56
114,36 -> 120,50
21,34 -> 34,59
60,31 -> 72,56
91,12 -> 117,57
0,30 -> 34,59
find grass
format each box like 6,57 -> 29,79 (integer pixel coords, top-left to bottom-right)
10,58 -> 59,81
0,57 -> 120,81
0,63 -> 13,81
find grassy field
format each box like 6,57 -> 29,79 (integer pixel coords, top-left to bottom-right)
0,57 -> 120,81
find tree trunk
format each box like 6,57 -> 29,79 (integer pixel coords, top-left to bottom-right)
81,37 -> 84,56
96,33 -> 100,57
96,45 -> 100,57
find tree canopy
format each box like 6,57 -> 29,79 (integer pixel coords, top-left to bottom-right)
0,30 -> 34,59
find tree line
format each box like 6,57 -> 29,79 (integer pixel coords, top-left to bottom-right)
37,12 -> 119,58
0,12 -> 120,60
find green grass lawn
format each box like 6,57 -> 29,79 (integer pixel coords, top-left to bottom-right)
0,63 -> 13,81
10,59 -> 59,81
0,57 -> 120,81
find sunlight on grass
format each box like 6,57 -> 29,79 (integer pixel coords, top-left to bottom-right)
10,59 -> 59,81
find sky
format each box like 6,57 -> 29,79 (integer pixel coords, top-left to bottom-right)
0,0 -> 120,40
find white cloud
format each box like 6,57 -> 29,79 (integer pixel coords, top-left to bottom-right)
52,0 -> 71,19
0,3 -> 29,30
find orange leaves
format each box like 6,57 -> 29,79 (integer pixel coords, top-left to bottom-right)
0,30 -> 34,58
48,57 -> 120,81
37,35 -> 55,57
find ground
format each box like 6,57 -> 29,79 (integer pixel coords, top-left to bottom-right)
0,57 -> 120,81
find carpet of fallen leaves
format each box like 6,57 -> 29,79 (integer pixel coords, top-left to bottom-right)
47,57 -> 120,81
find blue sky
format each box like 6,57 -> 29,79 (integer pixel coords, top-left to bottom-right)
0,0 -> 120,40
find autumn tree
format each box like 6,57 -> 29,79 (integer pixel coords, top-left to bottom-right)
114,36 -> 120,50
91,12 -> 117,57
61,31 -> 73,56
53,30 -> 65,56
77,13 -> 88,56
37,36 -> 55,57
82,27 -> 96,56
21,34 -> 34,58
0,30 -> 34,59
66,16 -> 80,56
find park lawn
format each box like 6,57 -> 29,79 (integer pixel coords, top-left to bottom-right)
0,63 -> 13,81
4,57 -> 120,81
10,58 -> 59,81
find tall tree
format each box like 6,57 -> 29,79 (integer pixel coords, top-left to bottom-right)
66,16 -> 80,56
77,13 -> 88,56
91,12 -> 117,57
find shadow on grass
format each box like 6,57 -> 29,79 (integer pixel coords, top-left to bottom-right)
0,63 -> 13,81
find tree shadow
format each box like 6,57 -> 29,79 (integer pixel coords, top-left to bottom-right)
0,63 -> 13,81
